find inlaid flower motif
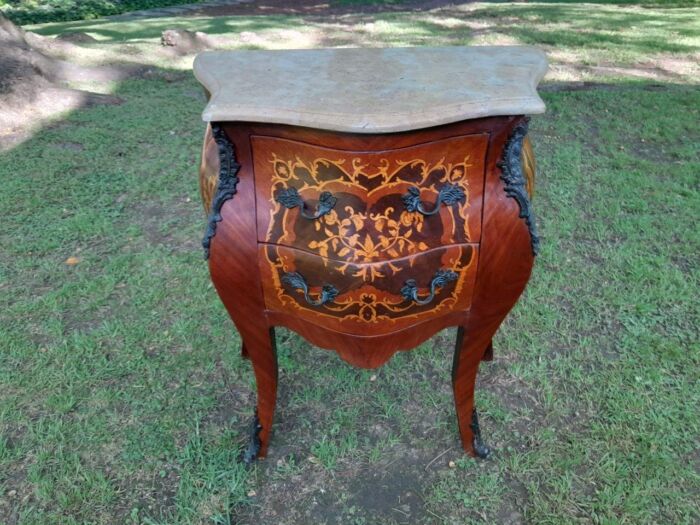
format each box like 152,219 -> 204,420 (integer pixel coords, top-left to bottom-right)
268,153 -> 472,277
276,164 -> 289,177
450,167 -> 464,180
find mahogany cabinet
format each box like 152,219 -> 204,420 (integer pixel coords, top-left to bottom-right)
193,47 -> 547,462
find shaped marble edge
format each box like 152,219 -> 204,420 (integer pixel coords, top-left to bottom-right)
193,46 -> 548,134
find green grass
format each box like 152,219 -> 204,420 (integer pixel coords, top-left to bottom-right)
528,0 -> 699,5
2,2 -> 700,524
331,0 -> 411,6
0,0 -> 211,25
24,3 -> 700,85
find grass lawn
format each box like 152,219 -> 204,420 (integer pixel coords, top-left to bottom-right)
1,3 -> 699,524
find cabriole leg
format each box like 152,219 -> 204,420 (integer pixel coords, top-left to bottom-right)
240,327 -> 278,464
452,326 -> 492,458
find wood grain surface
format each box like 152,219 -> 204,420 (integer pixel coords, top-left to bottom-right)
253,133 -> 487,260
199,115 -> 536,458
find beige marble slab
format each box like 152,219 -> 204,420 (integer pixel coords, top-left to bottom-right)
193,46 -> 547,133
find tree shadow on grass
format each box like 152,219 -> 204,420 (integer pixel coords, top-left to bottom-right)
28,14 -> 303,42
25,2 -> 700,58
422,5 -> 699,55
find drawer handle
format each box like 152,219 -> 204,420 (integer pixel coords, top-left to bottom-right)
281,272 -> 339,306
400,269 -> 458,305
402,184 -> 465,216
275,187 -> 337,220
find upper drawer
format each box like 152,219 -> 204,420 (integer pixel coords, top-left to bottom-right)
252,134 -> 487,263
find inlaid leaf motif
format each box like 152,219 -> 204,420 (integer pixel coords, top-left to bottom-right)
268,151 -> 474,270
363,235 -> 375,254
352,215 -> 364,230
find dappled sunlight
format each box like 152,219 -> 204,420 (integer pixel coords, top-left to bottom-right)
0,88 -> 122,152
18,3 -> 700,82
28,13 -> 305,41
2,1 -> 697,150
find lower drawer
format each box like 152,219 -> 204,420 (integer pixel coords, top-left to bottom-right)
258,244 -> 478,336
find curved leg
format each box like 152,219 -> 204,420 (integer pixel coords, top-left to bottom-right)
452,326 -> 492,458
241,327 -> 278,464
450,117 -> 538,458
201,124 -> 281,462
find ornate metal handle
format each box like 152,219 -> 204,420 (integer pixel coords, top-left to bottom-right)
281,272 -> 338,307
275,187 -> 337,220
402,183 -> 465,216
400,269 -> 458,305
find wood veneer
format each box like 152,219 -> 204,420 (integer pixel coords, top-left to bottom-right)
199,115 -> 539,461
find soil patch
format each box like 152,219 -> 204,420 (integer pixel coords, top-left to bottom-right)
343,449 -> 428,524
161,28 -> 214,54
55,31 -> 98,43
0,13 -> 126,150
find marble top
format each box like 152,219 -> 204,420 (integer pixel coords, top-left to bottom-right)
193,46 -> 547,133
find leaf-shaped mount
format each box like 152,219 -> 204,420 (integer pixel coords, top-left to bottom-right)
241,412 -> 262,465
281,271 -> 339,307
275,187 -> 302,208
402,183 -> 465,216
470,408 -> 492,459
275,187 -> 337,220
497,119 -> 540,256
400,268 -> 459,305
202,124 -> 241,259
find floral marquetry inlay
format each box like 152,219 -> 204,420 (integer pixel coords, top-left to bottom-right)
270,153 -> 472,191
253,134 -> 489,264
258,243 -> 480,336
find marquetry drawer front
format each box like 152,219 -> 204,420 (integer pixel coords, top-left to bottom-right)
253,134 -> 487,263
258,244 -> 478,336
